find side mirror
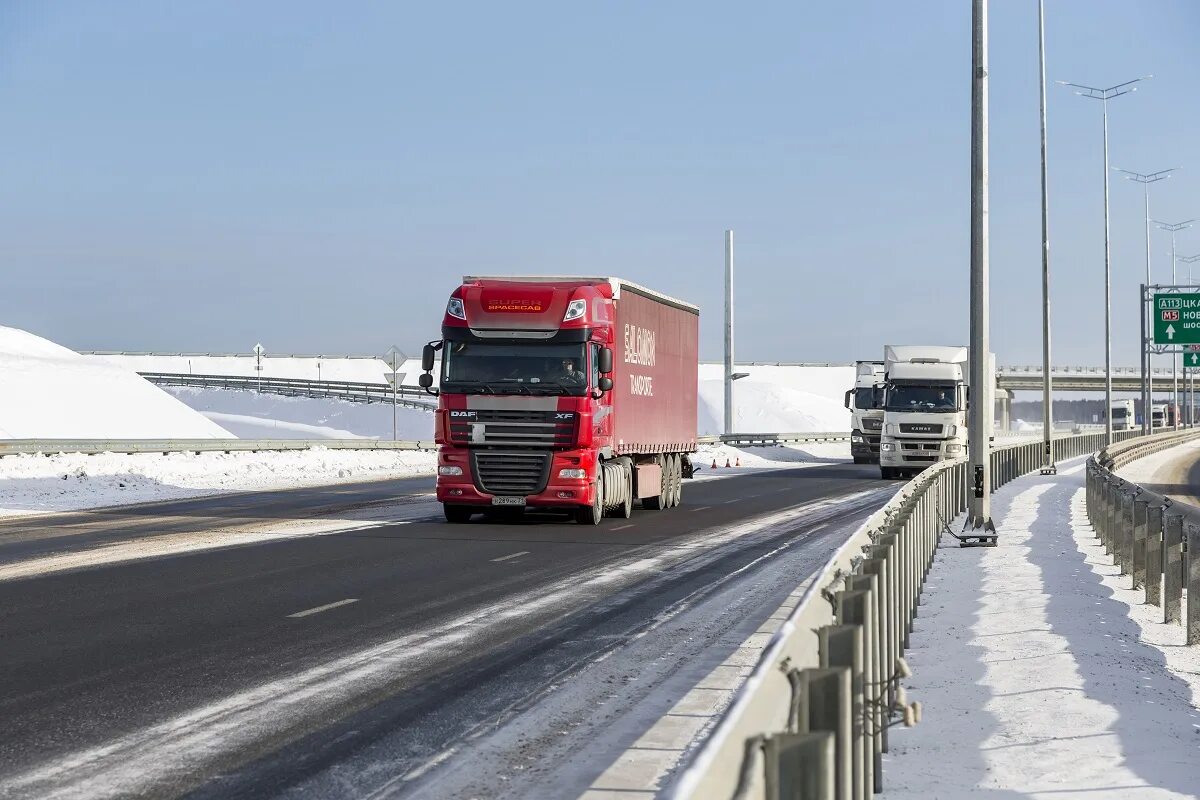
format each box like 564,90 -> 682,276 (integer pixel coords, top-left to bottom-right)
422,343 -> 437,371
844,389 -> 852,409
598,347 -> 613,374
598,376 -> 613,392
418,373 -> 433,388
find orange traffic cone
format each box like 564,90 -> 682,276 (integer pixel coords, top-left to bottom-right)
711,459 -> 719,469
725,458 -> 732,468
735,457 -> 741,467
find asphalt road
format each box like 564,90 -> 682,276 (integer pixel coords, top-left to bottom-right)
0,462 -> 894,799
1119,438 -> 1200,507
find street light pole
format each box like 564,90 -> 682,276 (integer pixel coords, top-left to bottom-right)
1156,219 -> 1195,429
1117,167 -> 1175,432
1181,253 -> 1200,426
1060,76 -> 1149,444
724,229 -> 735,435
1037,0 -> 1055,472
967,0 -> 994,536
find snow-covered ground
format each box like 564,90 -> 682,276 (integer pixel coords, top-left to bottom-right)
697,363 -> 852,435
0,327 -> 230,440
0,449 -> 437,516
83,352 -> 422,384
161,386 -> 435,440
884,459 -> 1200,798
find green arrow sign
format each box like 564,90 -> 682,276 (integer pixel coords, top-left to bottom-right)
1152,293 -> 1200,345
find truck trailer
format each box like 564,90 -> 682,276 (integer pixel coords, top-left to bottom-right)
845,360 -> 885,464
420,276 -> 699,525
878,345 -> 994,479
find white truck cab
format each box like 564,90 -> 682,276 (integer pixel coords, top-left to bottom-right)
879,345 -> 993,480
845,360 -> 885,464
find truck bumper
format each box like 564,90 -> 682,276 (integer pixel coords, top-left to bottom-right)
435,447 -> 597,510
851,433 -> 881,462
880,438 -> 962,468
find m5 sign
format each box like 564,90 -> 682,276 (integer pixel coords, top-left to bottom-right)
1152,293 -> 1200,345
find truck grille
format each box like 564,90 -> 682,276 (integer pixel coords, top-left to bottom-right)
899,423 -> 944,434
472,450 -> 551,496
901,442 -> 941,451
862,418 -> 883,432
449,409 -> 576,447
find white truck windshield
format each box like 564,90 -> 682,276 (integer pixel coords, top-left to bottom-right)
886,385 -> 958,413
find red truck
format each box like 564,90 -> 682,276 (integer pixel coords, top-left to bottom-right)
419,276 -> 699,525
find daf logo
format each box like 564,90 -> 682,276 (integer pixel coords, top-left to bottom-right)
449,410 -> 476,418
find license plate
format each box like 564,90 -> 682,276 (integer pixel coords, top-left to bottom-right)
491,496 -> 526,506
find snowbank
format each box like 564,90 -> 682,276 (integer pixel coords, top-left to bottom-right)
697,363 -> 852,435
0,448 -> 437,516
0,327 -> 230,440
163,387 -> 435,440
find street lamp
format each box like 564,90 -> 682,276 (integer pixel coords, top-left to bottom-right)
1059,76 -> 1149,444
1116,166 -> 1175,432
1156,218 -> 1194,429
1037,0 -> 1054,473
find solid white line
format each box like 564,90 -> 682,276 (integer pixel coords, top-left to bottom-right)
611,524 -> 634,530
286,598 -> 358,619
491,551 -> 530,563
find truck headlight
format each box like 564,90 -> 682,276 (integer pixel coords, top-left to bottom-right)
558,468 -> 588,479
947,444 -> 962,454
438,465 -> 463,476
446,297 -> 466,320
563,299 -> 587,322
852,433 -> 864,443
880,443 -> 895,452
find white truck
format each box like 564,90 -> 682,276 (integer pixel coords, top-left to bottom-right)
879,345 -> 994,480
1108,399 -> 1135,431
1151,403 -> 1168,429
845,360 -> 885,464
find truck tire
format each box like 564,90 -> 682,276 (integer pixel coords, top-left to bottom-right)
614,462 -> 633,519
576,472 -> 604,525
880,467 -> 896,480
669,454 -> 682,507
444,504 -> 474,523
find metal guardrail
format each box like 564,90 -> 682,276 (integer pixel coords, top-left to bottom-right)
0,439 -> 435,457
1086,430 -> 1200,648
699,432 -> 851,445
670,427 -> 1159,800
139,372 -> 438,411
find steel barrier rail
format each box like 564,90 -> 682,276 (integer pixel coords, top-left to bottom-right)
700,433 -> 852,445
1086,429 -> 1200,648
0,439 -> 435,457
670,426 -> 1174,800
138,372 -> 438,411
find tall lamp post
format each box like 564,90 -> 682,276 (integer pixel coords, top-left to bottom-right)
1156,219 -> 1195,428
1059,76 -> 1149,444
1116,166 -> 1175,432
1036,0 -> 1055,472
1181,253 -> 1200,425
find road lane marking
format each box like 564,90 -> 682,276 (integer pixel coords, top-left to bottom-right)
611,524 -> 634,530
722,499 -> 740,504
491,551 -> 530,563
692,506 -> 712,511
287,598 -> 358,618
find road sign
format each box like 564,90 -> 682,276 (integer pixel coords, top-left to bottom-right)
383,372 -> 407,387
1152,293 -> 1200,344
382,345 -> 407,371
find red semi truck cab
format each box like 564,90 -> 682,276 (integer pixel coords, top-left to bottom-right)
419,276 -> 699,525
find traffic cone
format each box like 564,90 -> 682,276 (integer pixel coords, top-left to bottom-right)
725,458 -> 732,468
735,457 -> 741,467
711,459 -> 719,469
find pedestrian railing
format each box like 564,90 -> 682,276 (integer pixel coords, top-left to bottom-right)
0,439 -> 435,457
138,372 -> 438,411
1086,429 -> 1200,648
670,427 -> 1172,800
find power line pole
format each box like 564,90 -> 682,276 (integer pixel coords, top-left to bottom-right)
1060,76 -> 1149,444
967,0 -> 994,537
1037,0 -> 1055,473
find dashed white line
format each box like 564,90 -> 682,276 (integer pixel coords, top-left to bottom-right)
692,506 -> 712,511
286,598 -> 358,619
611,524 -> 634,530
491,551 -> 530,563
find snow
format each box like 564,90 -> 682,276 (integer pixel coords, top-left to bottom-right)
0,448 -> 437,516
884,459 -> 1200,799
161,386 -> 435,440
83,352 -> 422,384
697,363 -> 852,435
0,327 -> 230,440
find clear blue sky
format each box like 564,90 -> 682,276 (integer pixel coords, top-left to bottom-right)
2,1 -> 1198,366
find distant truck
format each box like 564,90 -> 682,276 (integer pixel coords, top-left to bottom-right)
1151,403 -> 1171,429
420,276 -> 699,525
1107,399 -> 1136,431
845,360 -> 885,464
879,345 -> 994,480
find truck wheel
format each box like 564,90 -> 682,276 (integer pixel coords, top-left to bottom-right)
614,463 -> 633,519
880,467 -> 895,480
641,456 -> 666,511
669,454 -> 683,507
576,473 -> 604,526
444,504 -> 474,523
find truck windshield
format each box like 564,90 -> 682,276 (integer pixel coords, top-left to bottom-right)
885,385 -> 958,413
854,386 -> 883,409
1112,407 -> 1128,419
441,341 -> 589,395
